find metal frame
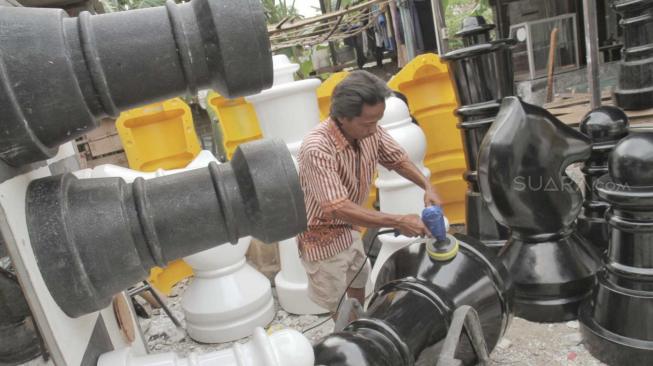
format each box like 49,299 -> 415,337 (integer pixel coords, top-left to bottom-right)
436,305 -> 490,366
430,0 -> 448,55
582,0 -> 601,108
510,13 -> 581,80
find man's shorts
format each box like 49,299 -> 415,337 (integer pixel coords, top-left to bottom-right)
300,231 -> 370,313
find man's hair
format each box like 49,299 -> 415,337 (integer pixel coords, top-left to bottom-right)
329,70 -> 391,121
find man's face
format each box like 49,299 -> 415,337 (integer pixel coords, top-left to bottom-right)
339,102 -> 385,141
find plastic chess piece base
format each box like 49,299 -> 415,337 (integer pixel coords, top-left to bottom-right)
182,257 -> 275,343
579,301 -> 653,365
275,273 -> 329,315
500,232 -> 600,322
275,238 -> 329,315
614,88 -> 653,111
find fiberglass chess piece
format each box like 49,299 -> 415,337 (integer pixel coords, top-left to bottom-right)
246,55 -> 327,315
478,97 -> 601,322
442,16 -> 514,250
612,0 -> 653,110
577,107 -> 629,251
314,228 -> 512,366
579,132 -> 653,365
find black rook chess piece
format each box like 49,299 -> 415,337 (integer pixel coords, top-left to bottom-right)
579,132 -> 653,365
612,0 -> 653,110
442,16 -> 514,250
478,97 -> 601,322
577,106 -> 629,251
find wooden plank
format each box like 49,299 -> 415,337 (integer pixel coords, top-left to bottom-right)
88,134 -> 123,157
545,90 -> 653,127
544,91 -> 611,109
86,152 -> 128,168
623,107 -> 653,119
552,107 -> 589,125
545,27 -> 559,103
548,106 -> 585,116
85,118 -> 118,142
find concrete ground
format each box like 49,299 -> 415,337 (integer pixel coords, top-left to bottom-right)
140,278 -> 607,365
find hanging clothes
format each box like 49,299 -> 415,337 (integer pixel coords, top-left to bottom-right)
409,0 -> 424,54
374,9 -> 392,51
389,1 -> 404,44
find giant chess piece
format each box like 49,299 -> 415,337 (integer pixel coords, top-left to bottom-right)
99,327 -> 315,366
314,233 -> 512,366
612,0 -> 653,110
370,96 -> 435,288
442,16 -> 513,249
0,269 -> 42,364
75,151 -> 276,342
182,238 -> 275,343
577,107 -> 629,251
26,139 -> 305,318
247,55 -> 327,315
0,0 -> 272,167
478,97 -> 601,322
579,132 -> 653,365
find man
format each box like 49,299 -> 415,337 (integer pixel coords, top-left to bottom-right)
297,70 -> 441,317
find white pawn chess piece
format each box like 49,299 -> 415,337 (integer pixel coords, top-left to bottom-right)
246,54 -> 321,157
246,55 -> 327,314
98,327 -> 315,366
181,237 -> 275,343
370,96 -> 449,291
74,151 -> 275,343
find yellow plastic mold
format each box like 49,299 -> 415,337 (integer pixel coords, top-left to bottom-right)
147,260 -> 195,296
206,91 -> 262,159
388,54 -> 466,224
116,98 -> 201,172
116,97 -> 200,294
317,71 -> 349,121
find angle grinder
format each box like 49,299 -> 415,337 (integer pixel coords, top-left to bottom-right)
421,205 -> 458,261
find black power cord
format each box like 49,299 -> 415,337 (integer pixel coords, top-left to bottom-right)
302,228 -> 397,334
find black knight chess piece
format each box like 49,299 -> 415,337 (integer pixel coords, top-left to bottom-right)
478,97 -> 601,322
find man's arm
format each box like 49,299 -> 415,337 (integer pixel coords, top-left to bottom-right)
376,126 -> 441,206
331,199 -> 428,237
393,161 -> 442,206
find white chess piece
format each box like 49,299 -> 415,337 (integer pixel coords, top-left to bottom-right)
76,151 -> 275,343
247,55 -> 327,314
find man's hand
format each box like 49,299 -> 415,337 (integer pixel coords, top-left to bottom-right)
424,186 -> 442,207
395,214 -> 430,237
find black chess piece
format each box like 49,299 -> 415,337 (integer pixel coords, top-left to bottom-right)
612,0 -> 653,110
442,16 -> 514,250
578,107 -> 629,251
313,233 -> 512,366
579,132 -> 653,365
478,97 -> 601,322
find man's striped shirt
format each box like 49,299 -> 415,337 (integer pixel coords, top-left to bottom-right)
297,118 -> 409,261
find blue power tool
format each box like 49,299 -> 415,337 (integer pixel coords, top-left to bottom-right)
421,205 -> 458,261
